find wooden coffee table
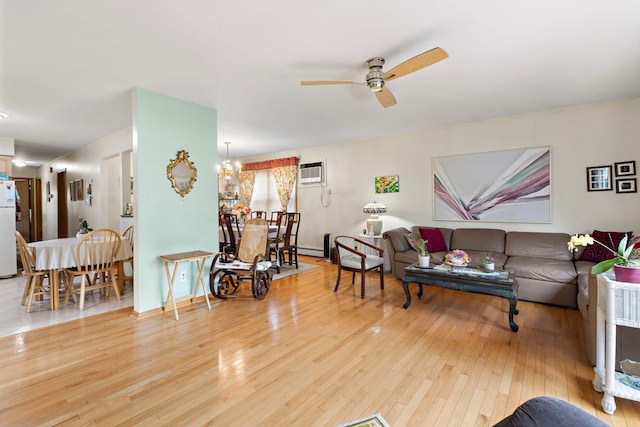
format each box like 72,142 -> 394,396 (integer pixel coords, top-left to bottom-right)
402,263 -> 520,332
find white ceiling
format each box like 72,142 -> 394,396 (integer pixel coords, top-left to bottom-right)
2,1 -> 640,166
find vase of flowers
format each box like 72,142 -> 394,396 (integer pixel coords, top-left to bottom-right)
445,249 -> 470,267
76,217 -> 92,238
481,255 -> 495,271
232,203 -> 251,222
406,232 -> 430,267
568,233 -> 640,283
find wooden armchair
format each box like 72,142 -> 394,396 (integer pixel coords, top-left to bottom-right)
334,235 -> 384,299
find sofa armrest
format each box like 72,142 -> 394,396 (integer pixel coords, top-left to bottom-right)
383,227 -> 410,277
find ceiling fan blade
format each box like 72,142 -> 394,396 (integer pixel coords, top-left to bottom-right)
375,86 -> 396,108
300,81 -> 357,86
383,47 -> 448,81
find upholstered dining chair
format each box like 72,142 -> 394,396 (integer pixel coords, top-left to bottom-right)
64,228 -> 121,310
334,235 -> 385,299
278,212 -> 300,269
15,231 -> 50,312
121,225 -> 134,289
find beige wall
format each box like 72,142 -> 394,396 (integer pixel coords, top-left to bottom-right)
37,127 -> 132,240
245,97 -> 640,254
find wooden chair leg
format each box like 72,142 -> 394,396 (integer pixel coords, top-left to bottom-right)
360,269 -> 366,298
21,276 -> 32,305
334,268 -> 342,292
380,266 -> 384,289
25,277 -> 37,312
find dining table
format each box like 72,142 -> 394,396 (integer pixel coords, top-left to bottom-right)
28,236 -> 133,310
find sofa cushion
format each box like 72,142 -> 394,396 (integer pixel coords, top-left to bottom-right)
405,233 -> 426,253
418,227 -> 448,252
578,230 -> 632,263
505,232 -> 573,261
395,249 -> 420,266
505,256 -> 577,284
450,228 -> 505,252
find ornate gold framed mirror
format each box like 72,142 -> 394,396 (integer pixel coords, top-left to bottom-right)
167,150 -> 197,197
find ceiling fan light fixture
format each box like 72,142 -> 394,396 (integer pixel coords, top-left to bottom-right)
365,57 -> 385,92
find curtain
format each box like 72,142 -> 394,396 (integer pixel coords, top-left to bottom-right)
238,170 -> 256,207
272,165 -> 297,211
240,156 -> 299,210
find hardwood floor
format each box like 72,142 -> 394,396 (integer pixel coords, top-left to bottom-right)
1,256 -> 639,426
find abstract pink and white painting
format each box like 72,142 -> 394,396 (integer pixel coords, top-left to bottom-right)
433,147 -> 551,223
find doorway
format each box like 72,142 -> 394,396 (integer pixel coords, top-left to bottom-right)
57,170 -> 68,238
13,177 -> 43,243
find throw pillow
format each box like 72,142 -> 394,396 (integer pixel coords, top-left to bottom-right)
419,227 -> 448,253
405,233 -> 427,253
578,230 -> 632,263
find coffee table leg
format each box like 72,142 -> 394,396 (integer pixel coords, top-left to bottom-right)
508,298 -> 519,332
402,279 -> 412,309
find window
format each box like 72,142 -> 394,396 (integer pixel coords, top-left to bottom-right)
250,169 -> 296,213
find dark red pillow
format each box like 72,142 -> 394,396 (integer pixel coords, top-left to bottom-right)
419,227 -> 448,253
578,230 -> 632,263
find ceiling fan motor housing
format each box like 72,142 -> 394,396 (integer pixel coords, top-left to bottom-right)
365,57 -> 385,92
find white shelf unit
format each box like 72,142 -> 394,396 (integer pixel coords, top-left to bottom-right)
592,271 -> 640,414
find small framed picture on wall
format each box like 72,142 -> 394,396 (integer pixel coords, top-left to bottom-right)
586,165 -> 613,191
616,178 -> 637,194
614,160 -> 636,177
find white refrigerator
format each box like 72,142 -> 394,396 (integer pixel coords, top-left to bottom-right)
0,180 -> 17,277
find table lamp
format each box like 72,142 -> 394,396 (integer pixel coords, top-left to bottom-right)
363,201 -> 387,236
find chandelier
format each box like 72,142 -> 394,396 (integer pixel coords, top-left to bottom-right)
217,141 -> 241,180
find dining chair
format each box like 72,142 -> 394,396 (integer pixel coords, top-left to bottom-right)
268,211 -> 286,273
334,235 -> 384,299
15,231 -> 50,312
64,228 -> 122,310
269,210 -> 283,224
251,210 -> 267,219
279,212 -> 301,269
220,213 -> 241,256
121,225 -> 134,289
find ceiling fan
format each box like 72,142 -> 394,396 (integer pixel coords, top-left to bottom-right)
301,47 -> 448,108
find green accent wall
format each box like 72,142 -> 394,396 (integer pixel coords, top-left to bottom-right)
133,88 -> 217,313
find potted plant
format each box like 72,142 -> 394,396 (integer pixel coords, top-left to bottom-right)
481,255 -> 495,271
406,232 -> 430,267
568,233 -> 640,283
76,216 -> 93,238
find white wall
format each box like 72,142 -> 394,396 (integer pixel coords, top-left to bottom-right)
37,127 -> 132,240
245,98 -> 640,253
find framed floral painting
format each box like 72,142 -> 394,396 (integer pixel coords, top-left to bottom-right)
375,175 -> 399,193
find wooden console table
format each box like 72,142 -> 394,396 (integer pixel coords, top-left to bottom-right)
159,250 -> 213,320
593,271 -> 640,414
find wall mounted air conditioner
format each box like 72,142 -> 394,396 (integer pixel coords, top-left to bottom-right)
300,161 -> 323,184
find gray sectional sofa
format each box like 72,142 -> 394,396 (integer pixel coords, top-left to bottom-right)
383,226 -> 639,366
383,226 -> 587,308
